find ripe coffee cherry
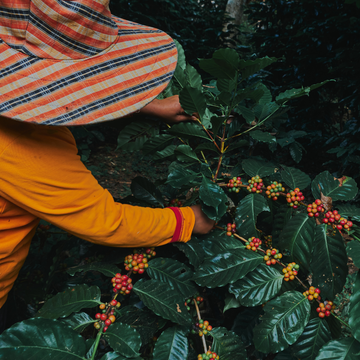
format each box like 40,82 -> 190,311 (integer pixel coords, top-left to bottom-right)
286,188 -> 304,208
100,314 -> 107,321
94,322 -> 101,330
247,175 -> 263,194
283,262 -> 299,281
266,181 -> 285,201
105,319 -> 112,326
226,223 -> 237,236
227,176 -> 242,193
245,237 -> 261,251
99,303 -> 106,310
110,300 -> 117,307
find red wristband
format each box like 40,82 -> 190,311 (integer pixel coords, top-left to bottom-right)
168,207 -> 184,243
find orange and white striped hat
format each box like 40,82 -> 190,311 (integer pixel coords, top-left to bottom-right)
0,0 -> 177,125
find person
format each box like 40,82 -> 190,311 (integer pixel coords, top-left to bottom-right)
0,0 -> 214,332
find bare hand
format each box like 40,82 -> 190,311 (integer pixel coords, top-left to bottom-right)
140,95 -> 198,124
190,204 -> 215,235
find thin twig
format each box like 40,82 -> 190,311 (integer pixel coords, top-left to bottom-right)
193,299 -> 207,354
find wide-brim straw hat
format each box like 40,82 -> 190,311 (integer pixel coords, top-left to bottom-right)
0,0 -> 177,126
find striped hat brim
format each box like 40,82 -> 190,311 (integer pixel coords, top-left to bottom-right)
0,16 -> 177,126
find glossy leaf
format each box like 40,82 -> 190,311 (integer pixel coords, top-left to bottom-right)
133,279 -> 192,325
142,134 -> 175,152
131,176 -> 164,207
253,291 -> 311,354
281,166 -> 311,190
67,262 -> 120,277
235,193 -> 270,238
174,238 -> 206,268
250,130 -> 276,143
174,144 -> 200,163
336,204 -> 360,222
0,318 -> 86,359
223,293 -> 241,312
278,213 -> 316,270
199,48 -> 240,79
315,337 -> 360,360
116,306 -> 167,345
311,225 -> 348,300
104,322 -> 141,358
292,317 -> 332,360
347,241 -> 360,269
100,352 -> 142,360
37,285 -> 101,319
239,56 -> 277,79
147,258 -> 197,298
194,248 -> 263,288
311,171 -> 358,201
199,176 -> 227,210
168,122 -> 210,141
272,205 -> 293,246
229,264 -> 283,306
237,105 -> 255,124
349,272 -> 360,342
179,86 -> 207,121
61,312 -> 95,333
152,327 -> 189,360
153,144 -> 177,161
242,158 -> 278,177
166,162 -> 200,189
116,120 -> 154,151
211,327 -> 247,359
289,142 -> 303,163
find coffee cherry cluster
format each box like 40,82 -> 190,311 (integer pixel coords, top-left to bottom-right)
195,319 -> 213,336
169,198 -> 182,207
264,235 -> 273,249
246,175 -> 263,194
307,199 -> 325,217
226,223 -> 236,236
197,351 -> 219,360
323,210 -> 353,231
94,300 -> 121,332
282,262 -> 299,281
124,248 -> 155,274
227,177 -> 242,193
266,181 -> 285,201
303,286 -> 321,301
264,248 -> 282,265
245,237 -> 262,251
316,300 -> 335,318
184,296 -> 204,311
111,274 -> 133,295
286,188 -> 305,209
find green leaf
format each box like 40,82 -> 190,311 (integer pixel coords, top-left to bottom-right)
311,171 -> 358,201
211,327 -> 247,359
311,225 -> 348,300
229,264 -> 283,307
147,258 -> 197,298
278,213 -> 316,271
133,279 -> 192,325
347,241 -> 360,269
253,291 -> 311,353
250,130 -> 276,144
242,158 -> 278,177
100,352 -> 142,360
199,176 -> 227,210
289,142 -> 303,163
281,166 -> 311,190
67,262 -> 120,277
174,40 -> 186,71
185,63 -> 202,89
179,85 -> 207,120
292,317 -> 332,360
199,48 -> 240,79
235,193 -> 270,238
0,318 -> 86,359
37,285 -> 101,319
152,327 -> 189,360
195,142 -> 220,154
223,294 -> 241,312
116,120 -> 154,151
315,337 -> 360,360
131,176 -> 164,207
142,134 -> 175,152
104,322 -> 141,358
153,144 -> 177,161
227,140 -> 249,153
239,56 -> 277,79
174,238 -> 206,268
174,144 -> 200,163
193,248 -> 263,288
60,312 -> 95,333
116,306 -> 167,345
272,206 -> 293,246
166,162 -> 200,189
237,105 -> 255,124
201,200 -> 227,222
336,204 -> 360,222
275,80 -> 335,105
168,122 -> 210,141
349,272 -> 360,342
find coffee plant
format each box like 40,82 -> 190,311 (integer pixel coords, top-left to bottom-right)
1,42 -> 360,360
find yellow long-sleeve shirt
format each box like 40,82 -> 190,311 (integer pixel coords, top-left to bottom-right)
0,117 -> 195,308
